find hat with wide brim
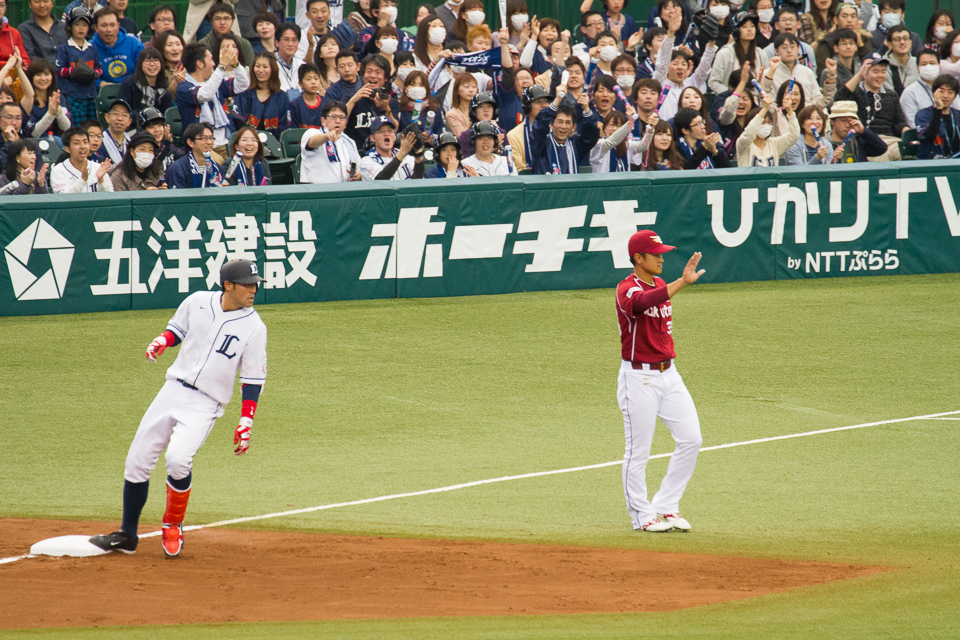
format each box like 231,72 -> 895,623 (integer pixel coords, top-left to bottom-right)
828,100 -> 860,119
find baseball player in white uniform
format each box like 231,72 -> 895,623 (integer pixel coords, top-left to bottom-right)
615,230 -> 705,533
91,259 -> 268,557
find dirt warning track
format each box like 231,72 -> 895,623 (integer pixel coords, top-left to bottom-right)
0,518 -> 887,629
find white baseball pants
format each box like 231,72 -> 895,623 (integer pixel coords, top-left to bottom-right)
617,360 -> 702,529
124,380 -> 225,483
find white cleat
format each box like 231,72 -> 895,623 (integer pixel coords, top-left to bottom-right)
658,513 -> 692,531
638,516 -> 674,532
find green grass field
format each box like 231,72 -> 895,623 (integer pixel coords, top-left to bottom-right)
2,273 -> 959,638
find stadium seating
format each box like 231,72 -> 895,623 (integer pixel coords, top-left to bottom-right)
899,128 -> 919,160
279,128 -> 307,159
164,107 -> 182,146
96,83 -> 122,124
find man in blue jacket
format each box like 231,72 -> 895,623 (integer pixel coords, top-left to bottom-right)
529,82 -> 600,175
164,122 -> 226,189
91,7 -> 142,85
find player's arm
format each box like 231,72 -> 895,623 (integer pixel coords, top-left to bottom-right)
234,383 -> 261,455
666,252 -> 706,299
146,330 -> 181,362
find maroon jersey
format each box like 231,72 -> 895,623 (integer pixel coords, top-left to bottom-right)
616,274 -> 676,363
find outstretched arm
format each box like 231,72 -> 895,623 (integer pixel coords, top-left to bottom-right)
666,252 -> 705,298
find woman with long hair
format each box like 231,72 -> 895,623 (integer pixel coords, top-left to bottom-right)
676,86 -> 716,134
493,0 -> 529,47
155,30 -> 186,95
452,0 -> 486,43
927,10 -> 955,47
234,52 -> 291,137
347,0 -> 378,39
397,70 -> 439,135
216,33 -> 249,78
637,119 -> 684,170
590,108 -> 646,173
118,48 -> 174,117
785,104 -> 833,165
372,26 -> 401,74
25,59 -> 71,139
312,33 -> 342,97
225,125 -> 272,186
109,130 -> 165,191
799,0 -> 838,45
708,12 -> 768,95
0,140 -> 49,195
735,92 -> 799,167
414,14 -> 452,93
444,72 -> 478,136
940,30 -> 960,80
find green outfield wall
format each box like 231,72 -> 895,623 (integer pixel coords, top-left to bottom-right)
2,161 -> 959,317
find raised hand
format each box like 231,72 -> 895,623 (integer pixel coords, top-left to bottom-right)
96,158 -> 112,181
37,163 -> 49,186
682,252 -> 705,284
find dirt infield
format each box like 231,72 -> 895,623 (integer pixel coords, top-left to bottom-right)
1,518 -> 887,629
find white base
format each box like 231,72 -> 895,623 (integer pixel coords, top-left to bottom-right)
30,535 -> 111,557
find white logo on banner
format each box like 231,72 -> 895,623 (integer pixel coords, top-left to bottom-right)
3,219 -> 75,300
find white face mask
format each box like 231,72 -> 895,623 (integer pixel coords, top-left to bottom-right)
447,0 -> 463,5
710,5 -> 730,20
380,6 -> 398,25
952,42 -> 960,58
397,66 -> 414,80
919,63 -> 940,82
600,45 -> 619,62
429,27 -> 447,45
511,14 -> 529,30
881,13 -> 901,29
616,75 -> 634,89
134,152 -> 154,169
465,10 -> 485,26
407,86 -> 427,100
758,8 -> 775,23
935,26 -> 950,40
758,123 -> 773,138
379,37 -> 398,54
448,64 -> 466,74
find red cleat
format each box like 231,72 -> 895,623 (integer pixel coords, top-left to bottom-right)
161,523 -> 184,557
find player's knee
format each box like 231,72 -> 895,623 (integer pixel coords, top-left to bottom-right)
165,453 -> 194,481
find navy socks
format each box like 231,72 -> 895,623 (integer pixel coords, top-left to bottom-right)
121,480 -> 149,538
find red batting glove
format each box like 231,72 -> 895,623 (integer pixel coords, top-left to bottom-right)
234,418 -> 252,455
145,334 -> 169,362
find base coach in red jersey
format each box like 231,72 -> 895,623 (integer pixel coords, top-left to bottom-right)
615,230 -> 706,533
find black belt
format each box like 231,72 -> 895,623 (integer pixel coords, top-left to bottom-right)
631,360 -> 672,372
177,378 -> 198,390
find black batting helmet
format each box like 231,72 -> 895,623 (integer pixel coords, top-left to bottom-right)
65,6 -> 94,27
435,131 -> 462,159
521,85 -> 550,115
731,11 -> 759,39
468,92 -> 498,123
138,107 -> 165,129
469,120 -> 499,145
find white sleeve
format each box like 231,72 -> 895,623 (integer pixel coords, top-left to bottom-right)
654,36 -> 673,84
195,67 -> 226,103
519,38 -> 537,70
232,65 -> 251,93
50,163 -> 80,193
238,322 -> 267,387
98,174 -> 114,192
166,295 -> 194,341
358,156 -> 379,181
301,128 -> 324,153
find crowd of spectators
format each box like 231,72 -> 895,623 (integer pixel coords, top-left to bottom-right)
2,0 -> 960,194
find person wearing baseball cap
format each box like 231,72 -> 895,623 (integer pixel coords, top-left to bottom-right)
357,115 -> 425,181
615,230 -> 705,533
826,99 -> 887,163
96,98 -> 133,164
834,51 -> 908,161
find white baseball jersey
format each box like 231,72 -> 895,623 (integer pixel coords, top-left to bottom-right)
359,150 -> 416,181
164,291 -> 268,405
461,153 -> 517,176
300,127 -> 359,183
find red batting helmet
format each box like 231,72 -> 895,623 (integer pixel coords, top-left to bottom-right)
628,230 -> 676,257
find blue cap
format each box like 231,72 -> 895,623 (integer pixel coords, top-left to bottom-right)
370,115 -> 396,133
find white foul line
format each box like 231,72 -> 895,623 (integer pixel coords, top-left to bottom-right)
3,409 -> 958,561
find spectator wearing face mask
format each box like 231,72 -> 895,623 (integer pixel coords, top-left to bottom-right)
752,0 -> 778,49
916,74 -> 960,159
708,12 -> 769,96
870,0 -> 923,58
654,10 -> 717,121
736,92 -> 799,166
901,48 -> 960,129
110,130 -> 165,191
586,30 -> 621,84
